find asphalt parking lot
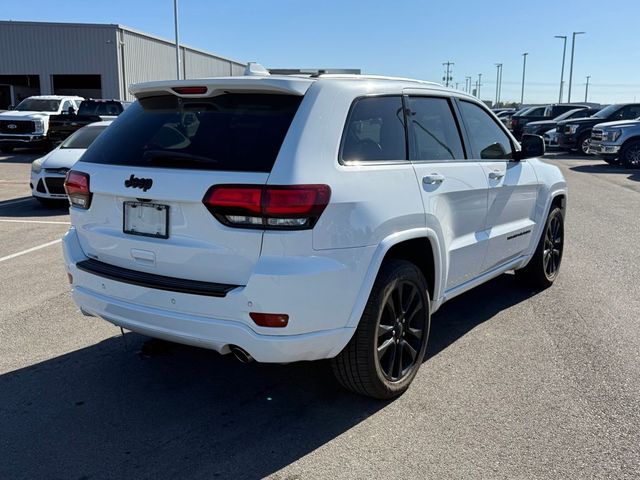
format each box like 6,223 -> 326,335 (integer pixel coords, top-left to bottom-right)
1,151 -> 639,479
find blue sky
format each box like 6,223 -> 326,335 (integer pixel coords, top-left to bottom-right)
3,0 -> 640,104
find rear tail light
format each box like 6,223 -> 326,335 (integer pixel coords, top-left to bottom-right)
64,170 -> 92,209
203,184 -> 331,230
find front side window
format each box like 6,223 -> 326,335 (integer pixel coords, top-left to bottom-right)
459,101 -> 513,160
406,97 -> 464,161
619,105 -> 640,120
341,96 -> 406,162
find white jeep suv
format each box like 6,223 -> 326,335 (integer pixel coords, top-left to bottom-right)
62,71 -> 567,399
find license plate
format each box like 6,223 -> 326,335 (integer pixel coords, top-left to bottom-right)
123,202 -> 169,239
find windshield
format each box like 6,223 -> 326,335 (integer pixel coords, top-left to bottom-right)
554,108 -> 586,121
61,125 -> 108,149
78,101 -> 124,116
514,107 -> 534,116
592,104 -> 620,119
80,93 -> 302,172
15,98 -> 61,112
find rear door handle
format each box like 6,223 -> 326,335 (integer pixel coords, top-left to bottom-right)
423,174 -> 445,185
488,170 -> 505,180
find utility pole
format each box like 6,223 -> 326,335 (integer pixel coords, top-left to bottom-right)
494,63 -> 502,107
455,82 -> 459,90
554,35 -> 567,102
498,64 -> 503,105
477,73 -> 482,98
465,76 -> 472,93
173,0 -> 181,80
520,53 -> 528,105
567,31 -> 585,102
585,75 -> 591,102
442,61 -> 454,87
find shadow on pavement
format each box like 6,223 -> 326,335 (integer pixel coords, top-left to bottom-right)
0,150 -> 42,164
0,273 -> 539,479
0,196 -> 69,218
570,163 -> 640,182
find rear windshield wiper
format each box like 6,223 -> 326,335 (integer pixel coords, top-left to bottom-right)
142,149 -> 218,165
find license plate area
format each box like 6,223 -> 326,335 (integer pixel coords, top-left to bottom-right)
123,201 -> 169,239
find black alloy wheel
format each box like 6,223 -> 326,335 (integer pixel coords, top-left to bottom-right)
376,280 -> 427,381
542,212 -> 564,281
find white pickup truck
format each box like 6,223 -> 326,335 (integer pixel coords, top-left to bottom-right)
0,95 -> 83,152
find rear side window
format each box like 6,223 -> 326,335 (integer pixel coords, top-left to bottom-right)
406,97 -> 464,161
459,101 -> 513,160
341,96 -> 406,162
78,101 -> 124,116
80,93 -> 302,172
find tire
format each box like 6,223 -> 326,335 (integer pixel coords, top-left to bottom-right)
331,259 -> 431,399
0,147 -> 14,153
620,140 -> 640,169
516,207 -> 564,289
576,132 -> 591,156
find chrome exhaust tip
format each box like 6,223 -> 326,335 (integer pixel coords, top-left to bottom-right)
229,345 -> 254,363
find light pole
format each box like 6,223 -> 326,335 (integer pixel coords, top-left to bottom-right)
477,73 -> 482,98
585,75 -> 591,102
567,31 -> 585,102
465,76 -> 471,93
498,64 -> 503,105
521,53 -> 528,105
554,35 -> 567,102
494,63 -> 502,107
173,0 -> 181,79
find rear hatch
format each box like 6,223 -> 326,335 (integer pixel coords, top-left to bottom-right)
71,81 -> 309,286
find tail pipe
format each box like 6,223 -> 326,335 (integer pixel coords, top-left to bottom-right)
229,345 -> 254,363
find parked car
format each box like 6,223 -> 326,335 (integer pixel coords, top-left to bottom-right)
510,104 -> 591,139
588,118 -> 640,167
500,106 -> 531,128
557,103 -> 640,155
62,71 -> 567,399
522,107 -> 601,137
0,95 -> 83,152
31,121 -> 111,205
48,99 -> 130,146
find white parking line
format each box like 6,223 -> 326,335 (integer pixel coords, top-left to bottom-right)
0,198 -> 34,207
0,219 -> 70,225
0,239 -> 62,263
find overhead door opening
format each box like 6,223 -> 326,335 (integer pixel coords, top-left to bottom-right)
51,74 -> 102,99
0,75 -> 40,109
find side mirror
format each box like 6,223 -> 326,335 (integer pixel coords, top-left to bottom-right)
515,134 -> 545,160
67,106 -> 76,115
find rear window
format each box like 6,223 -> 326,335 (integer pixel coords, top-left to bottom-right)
78,101 -> 124,116
61,125 -> 108,149
80,93 -> 302,172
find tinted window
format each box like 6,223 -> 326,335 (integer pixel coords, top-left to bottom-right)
407,97 -> 464,161
341,96 -> 406,162
78,101 -> 124,116
459,101 -> 513,160
80,94 -> 302,172
527,106 -> 547,116
61,125 -> 108,149
618,105 -> 640,120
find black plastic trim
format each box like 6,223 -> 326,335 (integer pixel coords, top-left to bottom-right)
76,259 -> 238,297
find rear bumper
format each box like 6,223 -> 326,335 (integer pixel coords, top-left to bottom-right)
62,227 -> 366,362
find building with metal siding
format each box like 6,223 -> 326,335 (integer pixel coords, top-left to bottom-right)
0,20 -> 245,108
